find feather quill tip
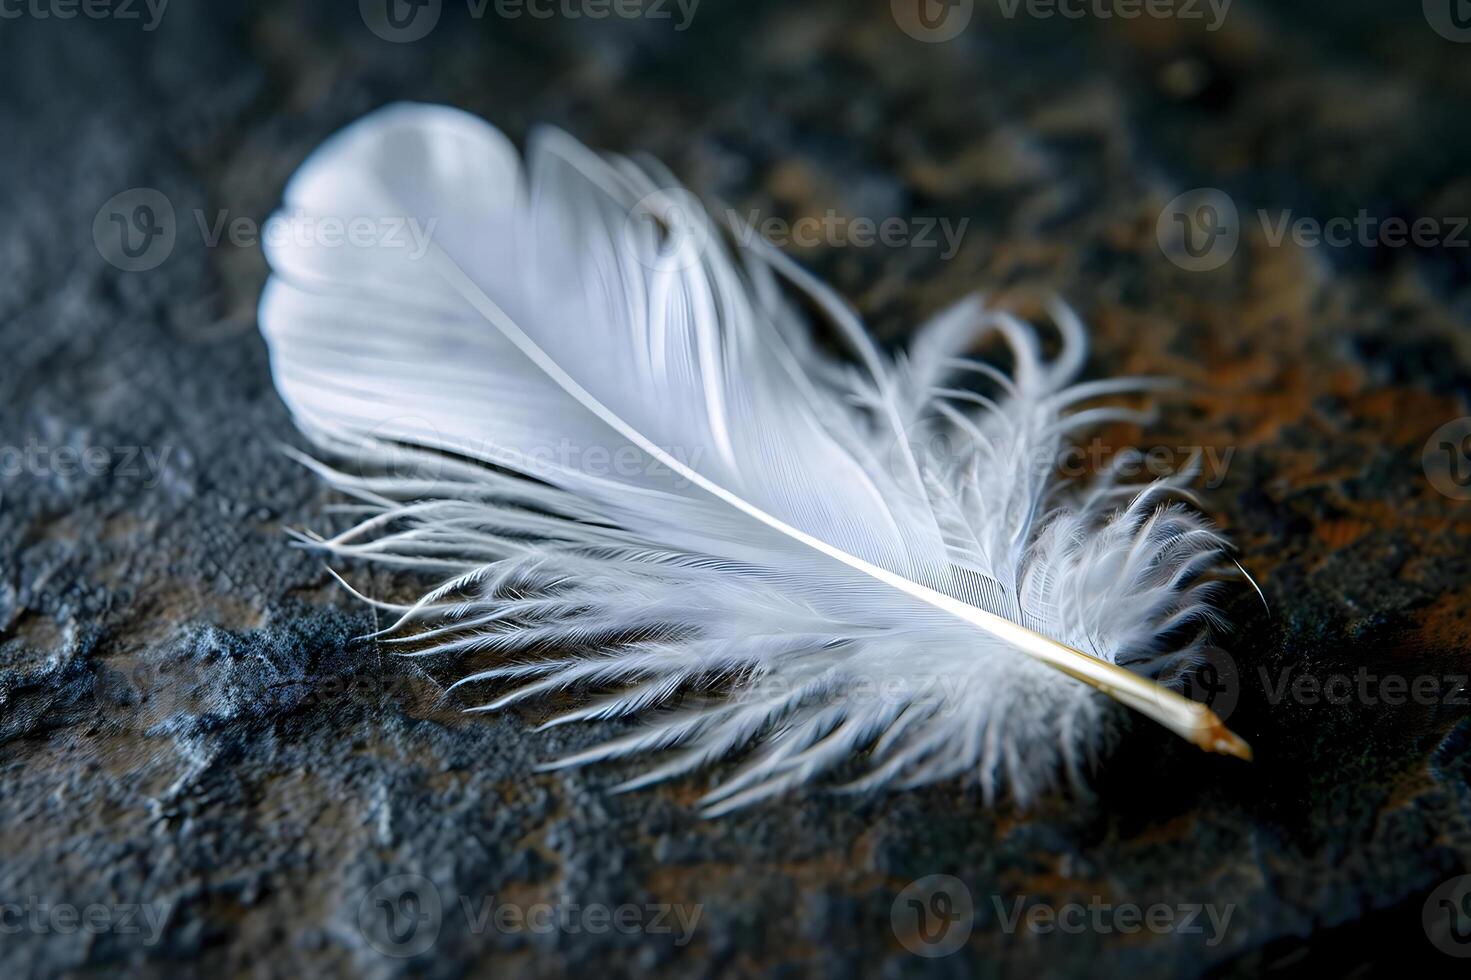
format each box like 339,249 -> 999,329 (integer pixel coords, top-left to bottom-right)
1195,709 -> 1252,761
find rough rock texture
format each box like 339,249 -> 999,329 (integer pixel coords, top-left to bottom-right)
2,1 -> 1470,976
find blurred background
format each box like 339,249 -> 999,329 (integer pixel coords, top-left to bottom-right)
2,1 -> 1470,976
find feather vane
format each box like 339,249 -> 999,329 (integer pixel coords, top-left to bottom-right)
258,104 -> 1248,813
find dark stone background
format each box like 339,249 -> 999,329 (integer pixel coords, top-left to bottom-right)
2,1 -> 1470,976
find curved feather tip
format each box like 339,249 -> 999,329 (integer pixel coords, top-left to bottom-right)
258,102 -> 1251,812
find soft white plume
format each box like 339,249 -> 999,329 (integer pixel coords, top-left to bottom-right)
257,103 -> 1247,814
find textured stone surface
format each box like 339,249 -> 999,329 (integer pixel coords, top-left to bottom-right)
2,1 -> 1471,976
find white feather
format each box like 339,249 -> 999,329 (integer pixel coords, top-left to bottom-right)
257,103 -> 1248,813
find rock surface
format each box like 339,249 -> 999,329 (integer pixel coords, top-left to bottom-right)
2,1 -> 1470,976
